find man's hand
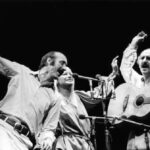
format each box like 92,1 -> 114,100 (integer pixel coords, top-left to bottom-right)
39,137 -> 53,150
111,56 -> 119,76
34,131 -> 55,150
123,31 -> 147,59
34,137 -> 53,150
130,31 -> 147,47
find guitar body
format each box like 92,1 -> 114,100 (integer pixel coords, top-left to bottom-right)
107,83 -> 150,124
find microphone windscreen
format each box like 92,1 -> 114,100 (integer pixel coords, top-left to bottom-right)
72,73 -> 79,78
79,114 -> 86,119
95,74 -> 101,79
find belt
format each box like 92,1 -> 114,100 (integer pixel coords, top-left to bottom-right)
0,113 -> 33,142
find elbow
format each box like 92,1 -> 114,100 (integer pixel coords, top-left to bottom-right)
3,68 -> 18,77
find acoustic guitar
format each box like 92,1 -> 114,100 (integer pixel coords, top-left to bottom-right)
107,83 -> 150,125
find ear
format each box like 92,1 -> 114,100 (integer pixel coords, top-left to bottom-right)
46,57 -> 52,65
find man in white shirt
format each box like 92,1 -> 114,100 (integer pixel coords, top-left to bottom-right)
0,51 -> 67,150
120,31 -> 150,150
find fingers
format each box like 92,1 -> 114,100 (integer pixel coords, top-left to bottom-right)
41,140 -> 52,150
131,31 -> 147,46
113,55 -> 119,61
137,31 -> 147,39
111,55 -> 119,66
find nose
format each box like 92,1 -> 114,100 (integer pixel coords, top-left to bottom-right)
68,73 -> 74,78
67,73 -> 72,77
60,65 -> 67,71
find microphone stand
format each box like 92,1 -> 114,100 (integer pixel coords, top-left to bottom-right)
91,117 -> 97,150
73,73 -> 111,150
88,79 -> 94,99
87,79 -> 97,150
101,80 -> 112,150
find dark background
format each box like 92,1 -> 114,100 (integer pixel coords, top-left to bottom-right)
0,0 -> 150,149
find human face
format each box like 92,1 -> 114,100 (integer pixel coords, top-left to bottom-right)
39,52 -> 67,82
138,49 -> 150,76
57,67 -> 74,87
54,52 -> 68,76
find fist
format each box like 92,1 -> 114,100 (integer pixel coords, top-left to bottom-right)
131,31 -> 147,46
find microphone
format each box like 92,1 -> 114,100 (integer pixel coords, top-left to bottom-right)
79,114 -> 117,122
95,74 -> 105,82
79,114 -> 88,119
95,74 -> 101,80
72,73 -> 79,78
79,114 -> 106,120
72,73 -> 99,82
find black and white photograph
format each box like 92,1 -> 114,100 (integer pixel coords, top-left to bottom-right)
0,0 -> 150,150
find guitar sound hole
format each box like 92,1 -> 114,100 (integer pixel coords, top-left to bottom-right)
136,96 -> 144,106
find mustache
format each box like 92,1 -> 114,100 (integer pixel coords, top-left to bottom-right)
141,62 -> 149,68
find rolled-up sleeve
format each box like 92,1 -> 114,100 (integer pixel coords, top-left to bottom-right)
120,44 -> 142,85
0,57 -> 32,77
79,77 -> 114,99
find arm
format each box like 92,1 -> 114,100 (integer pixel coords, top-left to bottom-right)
0,56 -> 33,77
120,31 -> 147,84
35,95 -> 61,150
80,56 -> 119,99
77,77 -> 115,101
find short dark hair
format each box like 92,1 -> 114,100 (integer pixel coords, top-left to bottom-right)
39,51 -> 57,70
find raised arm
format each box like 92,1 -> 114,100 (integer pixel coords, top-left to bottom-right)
0,56 -> 32,77
120,31 -> 147,84
78,56 -> 119,98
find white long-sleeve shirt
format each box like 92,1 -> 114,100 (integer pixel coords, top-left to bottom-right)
120,44 -> 143,88
108,44 -> 144,119
0,57 -> 60,141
